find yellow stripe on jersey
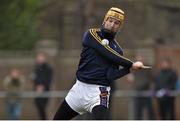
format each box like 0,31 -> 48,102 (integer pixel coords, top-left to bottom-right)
91,29 -> 125,60
89,28 -> 133,63
114,40 -> 123,51
90,29 -> 121,57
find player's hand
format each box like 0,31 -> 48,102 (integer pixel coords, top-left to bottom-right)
131,61 -> 144,70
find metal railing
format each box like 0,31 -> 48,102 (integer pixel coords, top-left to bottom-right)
0,90 -> 179,98
0,90 -> 179,119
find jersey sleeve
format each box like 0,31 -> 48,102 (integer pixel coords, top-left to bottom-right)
106,66 -> 130,82
83,29 -> 133,68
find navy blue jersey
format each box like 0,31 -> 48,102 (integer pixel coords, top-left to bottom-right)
76,28 -> 133,86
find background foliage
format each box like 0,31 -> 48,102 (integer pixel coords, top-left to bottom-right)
0,0 -> 45,50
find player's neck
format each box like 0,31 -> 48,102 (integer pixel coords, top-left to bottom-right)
100,27 -> 116,40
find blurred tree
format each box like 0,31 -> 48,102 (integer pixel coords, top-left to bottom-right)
0,0 -> 46,50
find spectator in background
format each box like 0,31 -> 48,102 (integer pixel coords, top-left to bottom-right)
155,58 -> 178,120
127,54 -> 154,120
176,78 -> 180,91
3,68 -> 25,120
32,52 -> 53,120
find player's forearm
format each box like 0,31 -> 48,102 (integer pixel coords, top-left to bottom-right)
107,67 -> 130,81
93,41 -> 133,67
99,47 -> 133,67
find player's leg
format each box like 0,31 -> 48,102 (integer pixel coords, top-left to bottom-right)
91,86 -> 111,120
91,105 -> 109,119
53,100 -> 79,120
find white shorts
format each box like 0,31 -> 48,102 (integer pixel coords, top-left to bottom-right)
65,80 -> 110,114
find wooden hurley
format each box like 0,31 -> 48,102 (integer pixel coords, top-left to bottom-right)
141,65 -> 152,69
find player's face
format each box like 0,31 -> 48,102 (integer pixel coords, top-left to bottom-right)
104,17 -> 121,33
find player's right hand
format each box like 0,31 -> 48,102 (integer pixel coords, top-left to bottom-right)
131,61 -> 144,70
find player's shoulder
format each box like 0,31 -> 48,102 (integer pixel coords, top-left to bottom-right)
90,28 -> 101,36
88,28 -> 100,32
85,28 -> 101,39
84,28 -> 100,35
83,28 -> 99,39
83,28 -> 101,45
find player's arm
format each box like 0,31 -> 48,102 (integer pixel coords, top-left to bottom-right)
83,29 -> 133,68
107,66 -> 130,81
